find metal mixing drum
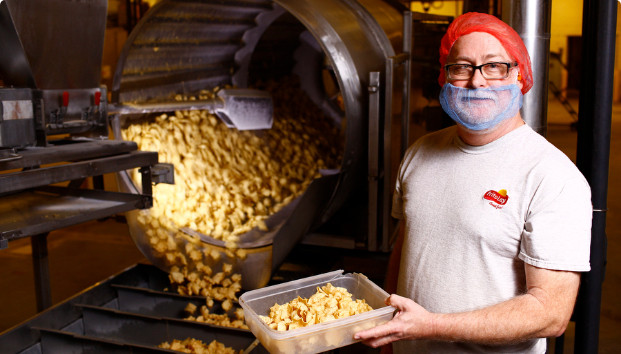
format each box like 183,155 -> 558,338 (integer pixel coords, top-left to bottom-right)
111,0 -> 407,289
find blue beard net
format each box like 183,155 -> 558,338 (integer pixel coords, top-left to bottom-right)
439,83 -> 523,131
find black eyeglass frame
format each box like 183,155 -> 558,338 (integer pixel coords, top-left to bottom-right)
444,62 -> 519,80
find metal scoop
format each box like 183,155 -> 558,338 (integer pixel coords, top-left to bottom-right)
109,88 -> 273,130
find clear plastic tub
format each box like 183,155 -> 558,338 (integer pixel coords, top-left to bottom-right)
239,270 -> 395,354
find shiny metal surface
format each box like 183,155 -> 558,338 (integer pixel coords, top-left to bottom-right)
502,0 -> 552,136
274,0 -> 402,221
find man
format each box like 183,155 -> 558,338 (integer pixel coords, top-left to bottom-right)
354,12 -> 592,353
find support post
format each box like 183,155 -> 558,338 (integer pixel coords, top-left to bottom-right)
574,0 -> 617,353
31,233 -> 52,311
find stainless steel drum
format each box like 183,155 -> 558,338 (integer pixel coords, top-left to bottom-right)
112,0 -> 407,289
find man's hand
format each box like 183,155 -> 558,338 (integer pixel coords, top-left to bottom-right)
354,294 -> 435,348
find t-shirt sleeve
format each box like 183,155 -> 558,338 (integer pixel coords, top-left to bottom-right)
392,176 -> 404,220
391,142 -> 420,220
519,174 -> 592,271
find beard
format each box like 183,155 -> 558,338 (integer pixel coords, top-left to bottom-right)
439,84 -> 522,131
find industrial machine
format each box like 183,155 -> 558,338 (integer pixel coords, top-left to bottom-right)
0,0 -> 171,252
0,0 -> 450,351
0,0 -> 109,148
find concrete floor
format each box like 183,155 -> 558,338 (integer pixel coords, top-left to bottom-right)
0,98 -> 620,353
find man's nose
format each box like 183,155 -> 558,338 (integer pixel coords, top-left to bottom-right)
469,68 -> 488,88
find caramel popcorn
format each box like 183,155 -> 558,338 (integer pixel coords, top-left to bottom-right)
259,283 -> 373,331
158,338 -> 237,354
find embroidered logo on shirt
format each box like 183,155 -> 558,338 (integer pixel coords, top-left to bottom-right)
484,189 -> 509,209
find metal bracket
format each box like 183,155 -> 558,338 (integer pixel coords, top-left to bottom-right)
150,163 -> 174,185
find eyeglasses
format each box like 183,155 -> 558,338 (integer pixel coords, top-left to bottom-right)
445,62 -> 518,80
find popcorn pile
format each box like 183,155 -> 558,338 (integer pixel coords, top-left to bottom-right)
183,301 -> 247,329
158,338 -> 237,354
259,283 -> 373,331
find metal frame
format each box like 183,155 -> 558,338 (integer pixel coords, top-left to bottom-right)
368,71 -> 381,252
368,11 -> 412,253
0,139 -> 161,312
0,151 -> 157,195
1,186 -> 153,241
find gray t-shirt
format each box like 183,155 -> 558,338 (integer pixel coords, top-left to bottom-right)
392,124 -> 592,353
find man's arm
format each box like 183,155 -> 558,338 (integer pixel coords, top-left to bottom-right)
355,264 -> 580,347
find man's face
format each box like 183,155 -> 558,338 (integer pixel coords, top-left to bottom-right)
447,32 -> 520,88
444,32 -> 523,125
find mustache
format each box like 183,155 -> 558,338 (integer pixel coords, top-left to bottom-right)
456,90 -> 499,104
457,90 -> 498,103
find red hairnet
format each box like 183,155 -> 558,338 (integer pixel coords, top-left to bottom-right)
438,12 -> 533,94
